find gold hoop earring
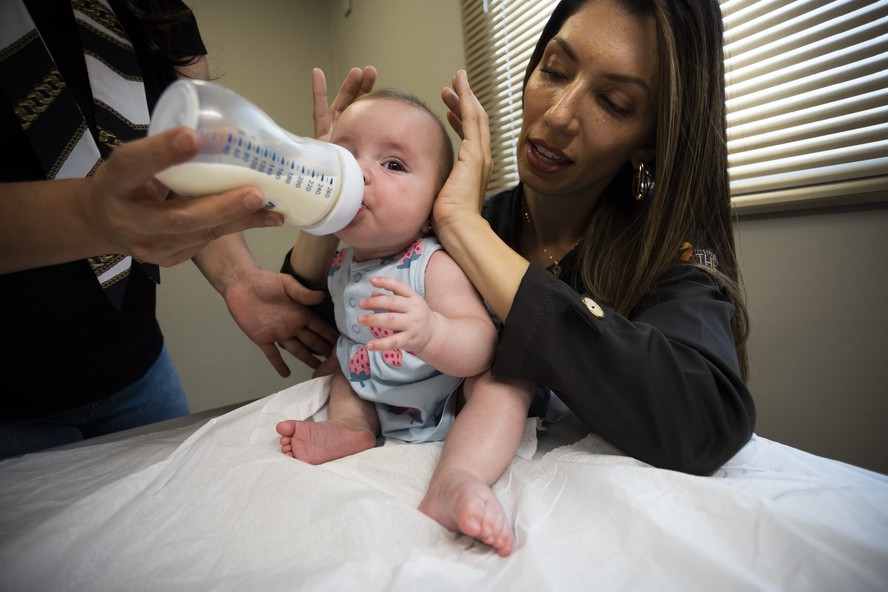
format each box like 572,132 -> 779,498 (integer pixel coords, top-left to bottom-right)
633,161 -> 655,202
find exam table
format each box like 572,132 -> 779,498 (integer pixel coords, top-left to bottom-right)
1,377 -> 886,591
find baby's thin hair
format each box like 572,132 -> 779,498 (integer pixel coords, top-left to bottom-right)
353,88 -> 455,185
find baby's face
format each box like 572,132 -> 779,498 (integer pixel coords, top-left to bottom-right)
331,99 -> 445,259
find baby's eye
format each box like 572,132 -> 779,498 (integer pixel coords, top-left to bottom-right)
383,160 -> 405,172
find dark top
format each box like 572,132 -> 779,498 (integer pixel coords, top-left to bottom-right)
0,0 -> 206,419
484,186 -> 755,475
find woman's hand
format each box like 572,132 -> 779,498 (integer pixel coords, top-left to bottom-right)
222,267 -> 339,375
432,71 -> 527,324
88,127 -> 282,266
0,127 -> 284,275
434,70 -> 493,235
312,65 -> 377,141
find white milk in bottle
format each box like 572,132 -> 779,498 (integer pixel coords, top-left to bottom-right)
148,80 -> 363,235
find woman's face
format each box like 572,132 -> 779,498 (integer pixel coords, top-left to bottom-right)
518,0 -> 659,202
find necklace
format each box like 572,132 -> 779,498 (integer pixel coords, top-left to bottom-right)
521,199 -> 581,279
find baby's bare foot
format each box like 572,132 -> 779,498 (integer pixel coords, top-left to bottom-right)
418,470 -> 514,556
275,419 -> 376,464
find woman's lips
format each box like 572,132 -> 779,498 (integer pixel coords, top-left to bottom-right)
525,139 -> 573,174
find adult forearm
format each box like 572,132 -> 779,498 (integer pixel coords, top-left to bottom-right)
288,231 -> 340,288
0,179 -> 113,274
494,265 -> 754,475
191,232 -> 259,296
435,212 -> 527,323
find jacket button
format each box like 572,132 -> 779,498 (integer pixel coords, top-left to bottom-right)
581,296 -> 604,319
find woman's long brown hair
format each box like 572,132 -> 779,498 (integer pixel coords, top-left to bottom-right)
524,0 -> 749,379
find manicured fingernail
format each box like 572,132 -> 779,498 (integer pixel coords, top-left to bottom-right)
173,128 -> 198,151
243,191 -> 264,209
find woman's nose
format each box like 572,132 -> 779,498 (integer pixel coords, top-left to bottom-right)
545,85 -> 581,136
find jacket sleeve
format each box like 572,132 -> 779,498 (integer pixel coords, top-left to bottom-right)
493,263 -> 755,475
280,248 -> 335,328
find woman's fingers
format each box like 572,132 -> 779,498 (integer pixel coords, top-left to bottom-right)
330,66 -> 377,122
452,70 -> 491,157
313,66 -> 377,141
311,68 -> 332,140
441,86 -> 463,138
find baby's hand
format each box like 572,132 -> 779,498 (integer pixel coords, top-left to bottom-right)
358,276 -> 437,354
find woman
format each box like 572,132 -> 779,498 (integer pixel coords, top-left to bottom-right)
435,0 -> 753,475
287,0 -> 754,477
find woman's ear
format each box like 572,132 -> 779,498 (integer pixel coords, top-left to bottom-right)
630,145 -> 656,170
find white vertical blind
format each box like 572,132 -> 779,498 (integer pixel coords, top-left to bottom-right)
460,0 -> 888,211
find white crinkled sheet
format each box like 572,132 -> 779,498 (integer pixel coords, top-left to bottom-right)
1,377 -> 886,591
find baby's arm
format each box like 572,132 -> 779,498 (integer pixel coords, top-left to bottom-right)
359,251 -> 497,377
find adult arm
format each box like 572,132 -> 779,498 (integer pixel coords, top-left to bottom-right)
496,264 -> 754,475
283,67 -> 377,304
183,57 -> 338,374
284,66 -> 377,282
0,127 -> 280,275
433,71 -> 528,323
192,232 -> 339,375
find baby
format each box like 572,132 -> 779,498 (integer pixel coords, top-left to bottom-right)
277,90 -> 530,556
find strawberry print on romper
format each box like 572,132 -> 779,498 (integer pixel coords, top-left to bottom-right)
349,346 -> 371,387
345,241 -> 421,386
328,249 -> 346,277
396,239 -> 423,269
368,327 -> 404,367
330,237 -> 461,442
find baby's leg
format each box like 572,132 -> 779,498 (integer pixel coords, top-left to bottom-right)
276,369 -> 379,464
418,373 -> 533,557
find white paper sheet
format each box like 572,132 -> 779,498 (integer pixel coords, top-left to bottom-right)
1,377 -> 886,591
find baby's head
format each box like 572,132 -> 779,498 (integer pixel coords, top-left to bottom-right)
330,89 -> 455,258
333,89 -> 454,190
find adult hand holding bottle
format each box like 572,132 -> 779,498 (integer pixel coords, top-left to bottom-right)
0,126 -> 283,275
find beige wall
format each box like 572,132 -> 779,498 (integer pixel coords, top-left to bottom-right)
736,202 -> 888,474
156,1 -> 888,475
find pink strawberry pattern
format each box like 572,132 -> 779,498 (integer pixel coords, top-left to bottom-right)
349,346 -> 371,386
396,240 -> 423,269
369,326 -> 403,367
328,248 -> 346,277
385,405 -> 423,424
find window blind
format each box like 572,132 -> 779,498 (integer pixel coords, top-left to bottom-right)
460,0 -> 888,212
723,0 -> 888,212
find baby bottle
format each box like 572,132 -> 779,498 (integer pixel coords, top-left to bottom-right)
148,79 -> 363,235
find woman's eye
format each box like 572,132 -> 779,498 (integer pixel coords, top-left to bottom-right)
540,67 -> 566,80
601,96 -> 631,118
383,161 -> 405,172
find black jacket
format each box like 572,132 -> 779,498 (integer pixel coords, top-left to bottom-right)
485,185 -> 755,475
